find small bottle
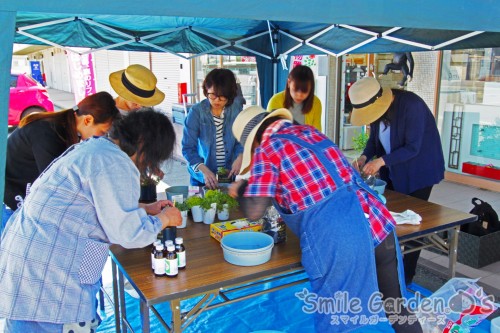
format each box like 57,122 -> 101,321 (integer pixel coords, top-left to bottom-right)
165,244 -> 178,278
153,244 -> 165,277
175,237 -> 186,269
151,240 -> 161,272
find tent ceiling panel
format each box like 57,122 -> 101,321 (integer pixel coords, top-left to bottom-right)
9,9 -> 500,59
4,0 -> 500,33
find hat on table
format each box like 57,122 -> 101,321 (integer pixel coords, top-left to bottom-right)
348,77 -> 393,126
109,64 -> 165,107
232,106 -> 293,175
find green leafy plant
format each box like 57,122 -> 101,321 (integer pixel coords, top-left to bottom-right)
200,190 -> 219,210
217,167 -> 229,176
217,167 -> 233,183
214,192 -> 239,213
352,131 -> 369,153
175,201 -> 190,211
185,195 -> 203,208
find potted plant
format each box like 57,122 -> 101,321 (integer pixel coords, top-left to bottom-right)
201,190 -> 218,224
185,195 -> 204,222
217,167 -> 233,184
352,131 -> 369,154
174,201 -> 189,228
214,191 -> 239,221
139,172 -> 162,203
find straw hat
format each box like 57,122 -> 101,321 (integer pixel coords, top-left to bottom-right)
109,64 -> 165,107
348,77 -> 393,126
232,106 -> 293,174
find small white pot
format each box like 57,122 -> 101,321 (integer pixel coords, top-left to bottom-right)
217,204 -> 229,221
203,203 -> 217,225
177,210 -> 188,228
191,205 -> 203,222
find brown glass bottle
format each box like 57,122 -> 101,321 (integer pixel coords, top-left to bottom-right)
153,244 -> 165,277
165,244 -> 178,277
175,237 -> 186,269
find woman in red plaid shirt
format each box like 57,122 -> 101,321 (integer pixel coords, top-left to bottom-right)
230,106 -> 422,333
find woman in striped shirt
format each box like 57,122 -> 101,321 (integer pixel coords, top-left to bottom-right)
182,68 -> 244,189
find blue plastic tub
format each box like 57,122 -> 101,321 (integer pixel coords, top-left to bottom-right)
221,232 -> 274,266
373,179 -> 387,194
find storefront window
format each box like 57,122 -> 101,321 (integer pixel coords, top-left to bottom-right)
437,48 -> 500,182
194,55 -> 259,106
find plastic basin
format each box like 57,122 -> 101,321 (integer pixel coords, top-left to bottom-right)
165,186 -> 188,201
373,179 -> 387,194
220,232 -> 274,266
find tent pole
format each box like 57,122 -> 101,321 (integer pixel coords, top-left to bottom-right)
0,10 -> 16,217
272,28 -> 278,94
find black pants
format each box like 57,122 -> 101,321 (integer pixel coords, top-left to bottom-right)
402,186 -> 433,285
376,232 -> 423,333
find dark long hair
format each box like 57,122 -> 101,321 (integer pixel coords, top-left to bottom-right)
108,108 -> 176,177
202,68 -> 238,107
20,91 -> 119,147
284,65 -> 315,114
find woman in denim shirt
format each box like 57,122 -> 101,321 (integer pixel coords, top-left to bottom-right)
182,68 -> 244,188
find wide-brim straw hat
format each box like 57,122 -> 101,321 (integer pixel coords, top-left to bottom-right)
233,106 -> 293,175
349,77 -> 393,126
109,64 -> 165,107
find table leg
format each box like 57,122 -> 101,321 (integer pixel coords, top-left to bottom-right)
140,300 -> 150,333
118,270 -> 127,333
171,299 -> 182,333
111,260 -> 121,333
448,226 -> 459,279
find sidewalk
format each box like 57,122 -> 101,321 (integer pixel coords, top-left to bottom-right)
48,88 -> 500,297
47,88 -> 76,110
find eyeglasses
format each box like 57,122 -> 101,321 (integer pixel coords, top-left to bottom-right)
207,93 -> 228,102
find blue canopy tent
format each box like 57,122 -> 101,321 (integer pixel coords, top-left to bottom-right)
1,0 -> 500,208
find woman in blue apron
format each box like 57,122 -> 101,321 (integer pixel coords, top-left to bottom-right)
230,107 -> 422,332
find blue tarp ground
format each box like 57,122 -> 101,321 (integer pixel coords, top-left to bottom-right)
96,272 -> 491,333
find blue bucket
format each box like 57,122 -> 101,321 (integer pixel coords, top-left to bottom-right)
221,232 -> 274,266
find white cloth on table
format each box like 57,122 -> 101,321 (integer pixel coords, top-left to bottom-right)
390,210 -> 422,225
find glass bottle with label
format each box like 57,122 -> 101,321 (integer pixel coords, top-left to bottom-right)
165,244 -> 178,278
153,244 -> 165,277
175,237 -> 186,269
151,239 -> 161,272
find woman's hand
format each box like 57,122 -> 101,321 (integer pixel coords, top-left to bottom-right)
352,155 -> 367,172
140,200 -> 172,215
229,179 -> 246,198
156,206 -> 182,229
229,154 -> 243,178
362,157 -> 385,176
199,164 -> 218,189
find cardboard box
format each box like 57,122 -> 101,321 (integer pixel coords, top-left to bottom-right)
210,218 -> 263,242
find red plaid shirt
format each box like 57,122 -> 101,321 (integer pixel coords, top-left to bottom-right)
244,122 -> 395,245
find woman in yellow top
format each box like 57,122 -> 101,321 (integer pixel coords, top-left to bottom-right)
266,65 -> 322,131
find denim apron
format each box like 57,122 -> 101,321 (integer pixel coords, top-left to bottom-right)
272,134 -> 398,332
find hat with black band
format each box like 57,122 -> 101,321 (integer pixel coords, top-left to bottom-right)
348,77 -> 393,126
109,64 -> 165,107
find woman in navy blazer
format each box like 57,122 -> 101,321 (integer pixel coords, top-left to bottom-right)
349,77 -> 445,285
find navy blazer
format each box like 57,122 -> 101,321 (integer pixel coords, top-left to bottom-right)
362,90 -> 445,194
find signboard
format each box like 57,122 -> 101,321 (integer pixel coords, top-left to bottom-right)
68,49 -> 96,104
29,61 -> 44,86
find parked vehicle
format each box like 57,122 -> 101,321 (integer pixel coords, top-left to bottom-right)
8,73 -> 54,127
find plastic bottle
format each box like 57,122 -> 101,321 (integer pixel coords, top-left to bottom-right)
151,240 -> 161,272
165,244 -> 178,277
175,237 -> 186,269
153,244 -> 165,276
